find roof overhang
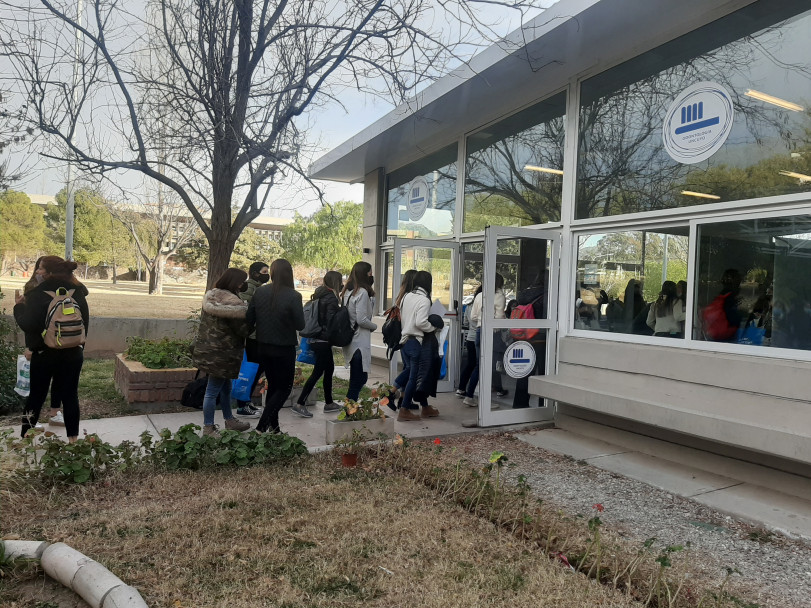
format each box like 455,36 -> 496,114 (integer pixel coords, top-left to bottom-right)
309,0 -> 755,183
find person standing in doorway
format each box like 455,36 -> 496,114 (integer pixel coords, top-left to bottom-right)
234,261 -> 269,418
248,259 -> 305,434
463,273 -> 506,408
295,270 -> 343,416
341,261 -> 377,402
14,256 -> 89,442
192,268 -> 252,437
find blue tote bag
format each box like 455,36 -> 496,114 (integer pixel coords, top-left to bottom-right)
231,353 -> 260,402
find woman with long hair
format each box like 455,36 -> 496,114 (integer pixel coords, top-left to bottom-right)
193,268 -> 252,437
391,269 -> 417,403
456,284 -> 482,398
646,280 -> 683,337
248,258 -> 305,433
13,256 -> 89,442
340,261 -> 377,402
294,270 -> 343,416
463,273 -> 506,407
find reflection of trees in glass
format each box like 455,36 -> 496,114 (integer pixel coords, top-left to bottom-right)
387,162 -> 457,238
577,9 -> 811,219
465,116 -> 565,230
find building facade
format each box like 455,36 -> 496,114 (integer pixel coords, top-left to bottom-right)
311,0 -> 811,473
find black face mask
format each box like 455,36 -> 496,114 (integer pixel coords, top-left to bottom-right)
256,273 -> 270,284
368,276 -> 374,287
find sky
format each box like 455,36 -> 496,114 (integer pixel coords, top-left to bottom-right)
3,1 -> 551,220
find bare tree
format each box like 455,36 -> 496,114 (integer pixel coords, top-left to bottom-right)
2,0 -> 549,287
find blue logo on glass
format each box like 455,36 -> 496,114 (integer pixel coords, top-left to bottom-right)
663,81 -> 734,165
406,176 -> 429,221
509,347 -> 530,364
503,341 -> 536,379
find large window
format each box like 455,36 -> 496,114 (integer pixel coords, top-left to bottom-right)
464,92 -> 566,232
577,0 -> 811,219
386,144 -> 457,239
574,228 -> 690,337
694,214 -> 811,352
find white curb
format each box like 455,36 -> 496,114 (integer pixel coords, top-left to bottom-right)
2,540 -> 148,608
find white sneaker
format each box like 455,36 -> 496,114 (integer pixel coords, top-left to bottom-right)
455,389 -> 466,398
49,411 -> 65,426
34,423 -> 45,431
462,396 -> 478,407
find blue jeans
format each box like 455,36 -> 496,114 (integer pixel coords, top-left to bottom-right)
346,349 -> 367,402
400,338 -> 422,409
466,328 -> 481,398
203,376 -> 234,426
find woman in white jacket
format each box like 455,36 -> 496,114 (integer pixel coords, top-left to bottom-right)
397,271 -> 435,420
463,273 -> 506,407
647,280 -> 684,337
341,261 -> 377,401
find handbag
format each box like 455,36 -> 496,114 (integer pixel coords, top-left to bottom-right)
231,353 -> 260,401
296,337 -> 316,365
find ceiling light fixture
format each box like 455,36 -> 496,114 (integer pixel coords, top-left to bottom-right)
745,89 -> 804,112
778,170 -> 811,183
524,164 -> 564,175
681,190 -> 721,200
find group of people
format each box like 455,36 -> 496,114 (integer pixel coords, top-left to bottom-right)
193,259 -> 378,436
14,256 -> 90,442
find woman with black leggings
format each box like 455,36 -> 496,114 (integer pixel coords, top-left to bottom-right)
14,256 -> 89,442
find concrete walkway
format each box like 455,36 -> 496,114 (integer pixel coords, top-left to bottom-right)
7,363 -> 810,540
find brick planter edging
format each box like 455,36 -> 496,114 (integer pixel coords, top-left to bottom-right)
113,354 -> 197,406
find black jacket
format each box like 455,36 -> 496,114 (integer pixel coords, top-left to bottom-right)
247,284 -> 305,347
14,278 -> 90,351
311,285 -> 340,341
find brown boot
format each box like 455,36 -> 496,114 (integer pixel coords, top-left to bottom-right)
421,405 -> 439,418
225,418 -> 250,432
397,408 -> 421,422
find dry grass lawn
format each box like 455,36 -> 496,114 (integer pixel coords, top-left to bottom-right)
1,455 -> 643,608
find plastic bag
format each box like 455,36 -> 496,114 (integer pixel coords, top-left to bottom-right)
231,353 -> 260,402
296,337 -> 316,365
15,354 -> 31,397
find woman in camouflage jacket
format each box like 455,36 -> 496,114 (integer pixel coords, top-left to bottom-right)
193,268 -> 252,437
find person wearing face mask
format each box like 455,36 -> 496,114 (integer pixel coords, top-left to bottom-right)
341,261 -> 377,402
234,261 -> 270,417
20,256 -> 88,428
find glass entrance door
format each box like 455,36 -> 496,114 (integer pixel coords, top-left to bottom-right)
477,226 -> 559,427
391,238 -> 460,393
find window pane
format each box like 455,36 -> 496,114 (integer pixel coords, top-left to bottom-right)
695,215 -> 811,351
387,144 -> 457,239
464,92 -> 566,232
577,1 -> 811,218
575,229 -> 690,337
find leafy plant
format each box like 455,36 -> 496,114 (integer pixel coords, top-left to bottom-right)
0,290 -> 25,415
333,428 -> 366,455
124,336 -> 193,369
337,383 -> 394,421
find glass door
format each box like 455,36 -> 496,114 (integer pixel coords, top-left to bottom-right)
478,226 -> 559,427
391,238 -> 460,393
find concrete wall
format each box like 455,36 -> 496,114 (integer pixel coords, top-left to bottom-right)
4,315 -> 190,357
530,337 -> 811,468
363,168 -> 386,271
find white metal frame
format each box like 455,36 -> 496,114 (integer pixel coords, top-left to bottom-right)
478,225 -> 560,427
390,237 -> 461,392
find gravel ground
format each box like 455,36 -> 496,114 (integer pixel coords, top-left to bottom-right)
443,431 -> 811,608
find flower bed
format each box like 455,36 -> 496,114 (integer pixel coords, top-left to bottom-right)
113,354 -> 197,407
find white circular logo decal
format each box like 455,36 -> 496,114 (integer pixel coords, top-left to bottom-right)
662,82 -> 734,164
503,341 -> 536,379
406,176 -> 429,222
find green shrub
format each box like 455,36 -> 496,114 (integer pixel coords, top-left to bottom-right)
1,424 -> 308,484
124,336 -> 193,369
0,291 -> 25,415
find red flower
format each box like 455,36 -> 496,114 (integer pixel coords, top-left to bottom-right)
593,503 -> 604,512
433,438 -> 441,445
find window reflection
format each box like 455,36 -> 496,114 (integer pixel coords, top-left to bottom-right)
575,229 -> 690,337
464,92 -> 566,232
695,215 -> 811,351
577,1 -> 811,219
387,144 -> 457,239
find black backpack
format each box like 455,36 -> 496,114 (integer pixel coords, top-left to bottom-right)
327,305 -> 355,347
300,298 -> 323,338
180,372 -> 220,409
381,306 -> 402,360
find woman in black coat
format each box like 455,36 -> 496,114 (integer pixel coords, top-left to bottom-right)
13,256 -> 89,442
294,271 -> 342,416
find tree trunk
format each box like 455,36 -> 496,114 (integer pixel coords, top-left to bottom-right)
206,176 -> 238,290
148,255 -> 167,295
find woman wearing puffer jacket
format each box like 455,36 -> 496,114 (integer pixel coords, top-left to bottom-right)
193,268 -> 252,437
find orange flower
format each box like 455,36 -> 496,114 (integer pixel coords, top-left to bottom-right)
380,397 -> 389,406
433,438 -> 441,445
371,389 -> 379,398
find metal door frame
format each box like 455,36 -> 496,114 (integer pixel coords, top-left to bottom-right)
479,226 -> 560,427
